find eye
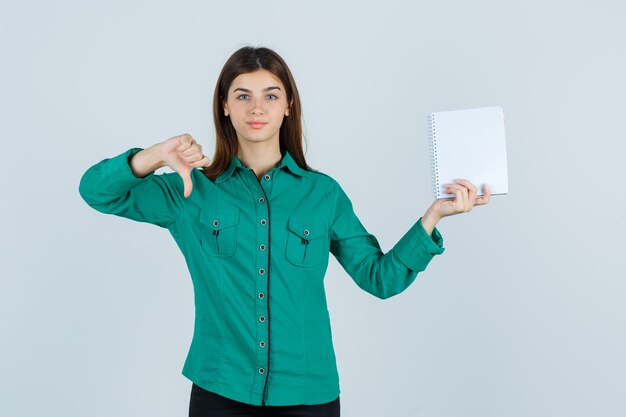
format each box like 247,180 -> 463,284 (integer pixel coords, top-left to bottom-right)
236,94 -> 249,100
267,94 -> 278,100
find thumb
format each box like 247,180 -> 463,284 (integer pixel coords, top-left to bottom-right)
179,168 -> 193,198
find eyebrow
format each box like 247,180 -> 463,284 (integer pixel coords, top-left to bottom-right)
232,86 -> 282,93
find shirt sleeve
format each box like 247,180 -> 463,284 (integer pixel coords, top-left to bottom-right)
329,180 -> 445,299
78,147 -> 186,228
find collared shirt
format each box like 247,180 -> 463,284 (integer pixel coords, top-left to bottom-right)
78,147 -> 445,406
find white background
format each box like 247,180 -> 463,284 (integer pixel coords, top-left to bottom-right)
1,1 -> 625,416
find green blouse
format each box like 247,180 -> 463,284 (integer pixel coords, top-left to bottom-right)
78,147 -> 445,406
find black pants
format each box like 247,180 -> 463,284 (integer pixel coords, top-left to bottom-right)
189,383 -> 340,417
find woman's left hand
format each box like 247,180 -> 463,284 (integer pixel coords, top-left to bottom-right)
420,179 -> 490,236
433,179 -> 491,219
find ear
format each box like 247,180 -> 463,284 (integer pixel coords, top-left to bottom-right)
285,98 -> 293,116
223,100 -> 229,117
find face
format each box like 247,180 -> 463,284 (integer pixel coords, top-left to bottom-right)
223,69 -> 291,148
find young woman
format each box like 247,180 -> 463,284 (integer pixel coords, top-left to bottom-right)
79,45 -> 490,417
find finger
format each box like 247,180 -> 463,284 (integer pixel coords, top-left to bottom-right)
446,184 -> 471,212
455,179 -> 477,203
443,182 -> 463,193
176,136 -> 194,152
183,152 -> 205,163
454,178 -> 476,189
182,144 -> 201,157
179,169 -> 193,198
445,183 -> 469,203
475,183 -> 491,205
455,179 -> 475,211
190,156 -> 210,167
444,185 -> 465,212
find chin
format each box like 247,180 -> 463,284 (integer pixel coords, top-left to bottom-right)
240,136 -> 272,144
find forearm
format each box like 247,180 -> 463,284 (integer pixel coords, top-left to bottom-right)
344,223 -> 445,299
330,181 -> 445,300
420,206 -> 441,237
129,143 -> 167,178
79,147 -> 184,226
80,148 -> 156,211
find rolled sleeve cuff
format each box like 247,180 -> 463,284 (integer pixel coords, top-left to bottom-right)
101,147 -> 156,192
392,217 -> 445,272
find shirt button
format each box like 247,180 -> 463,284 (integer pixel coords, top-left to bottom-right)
258,197 -> 265,204
264,174 -> 271,181
259,316 -> 266,322
259,244 -> 266,251
259,341 -> 266,348
260,219 -> 267,225
303,229 -> 310,236
258,292 -> 264,299
212,220 -> 219,227
259,368 -> 265,374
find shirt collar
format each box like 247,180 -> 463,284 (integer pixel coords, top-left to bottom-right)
214,149 -> 309,183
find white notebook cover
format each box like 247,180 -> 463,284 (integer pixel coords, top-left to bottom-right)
428,106 -> 509,198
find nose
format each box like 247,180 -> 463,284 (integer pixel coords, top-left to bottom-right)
250,96 -> 265,115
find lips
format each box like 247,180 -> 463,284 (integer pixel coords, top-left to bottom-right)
247,121 -> 267,129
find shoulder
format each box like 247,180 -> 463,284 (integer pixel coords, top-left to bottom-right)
303,168 -> 342,190
303,169 -> 353,208
303,165 -> 338,184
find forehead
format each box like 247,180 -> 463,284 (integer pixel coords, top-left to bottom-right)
230,69 -> 284,90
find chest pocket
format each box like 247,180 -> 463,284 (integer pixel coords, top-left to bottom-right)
199,207 -> 240,257
285,216 -> 328,267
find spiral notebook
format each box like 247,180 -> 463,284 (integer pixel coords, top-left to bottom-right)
428,106 -> 508,198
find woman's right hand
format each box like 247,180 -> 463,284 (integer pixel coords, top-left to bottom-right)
130,134 -> 209,198
157,134 -> 210,198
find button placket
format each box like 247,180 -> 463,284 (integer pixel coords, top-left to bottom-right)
254,181 -> 271,393
236,166 -> 277,403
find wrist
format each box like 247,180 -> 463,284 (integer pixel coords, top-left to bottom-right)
129,144 -> 166,178
148,143 -> 167,170
421,207 -> 441,236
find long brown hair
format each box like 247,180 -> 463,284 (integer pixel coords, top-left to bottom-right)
202,45 -> 314,181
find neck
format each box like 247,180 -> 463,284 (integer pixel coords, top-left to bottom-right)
236,142 -> 282,180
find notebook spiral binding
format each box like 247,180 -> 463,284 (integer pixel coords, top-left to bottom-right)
427,113 -> 439,198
